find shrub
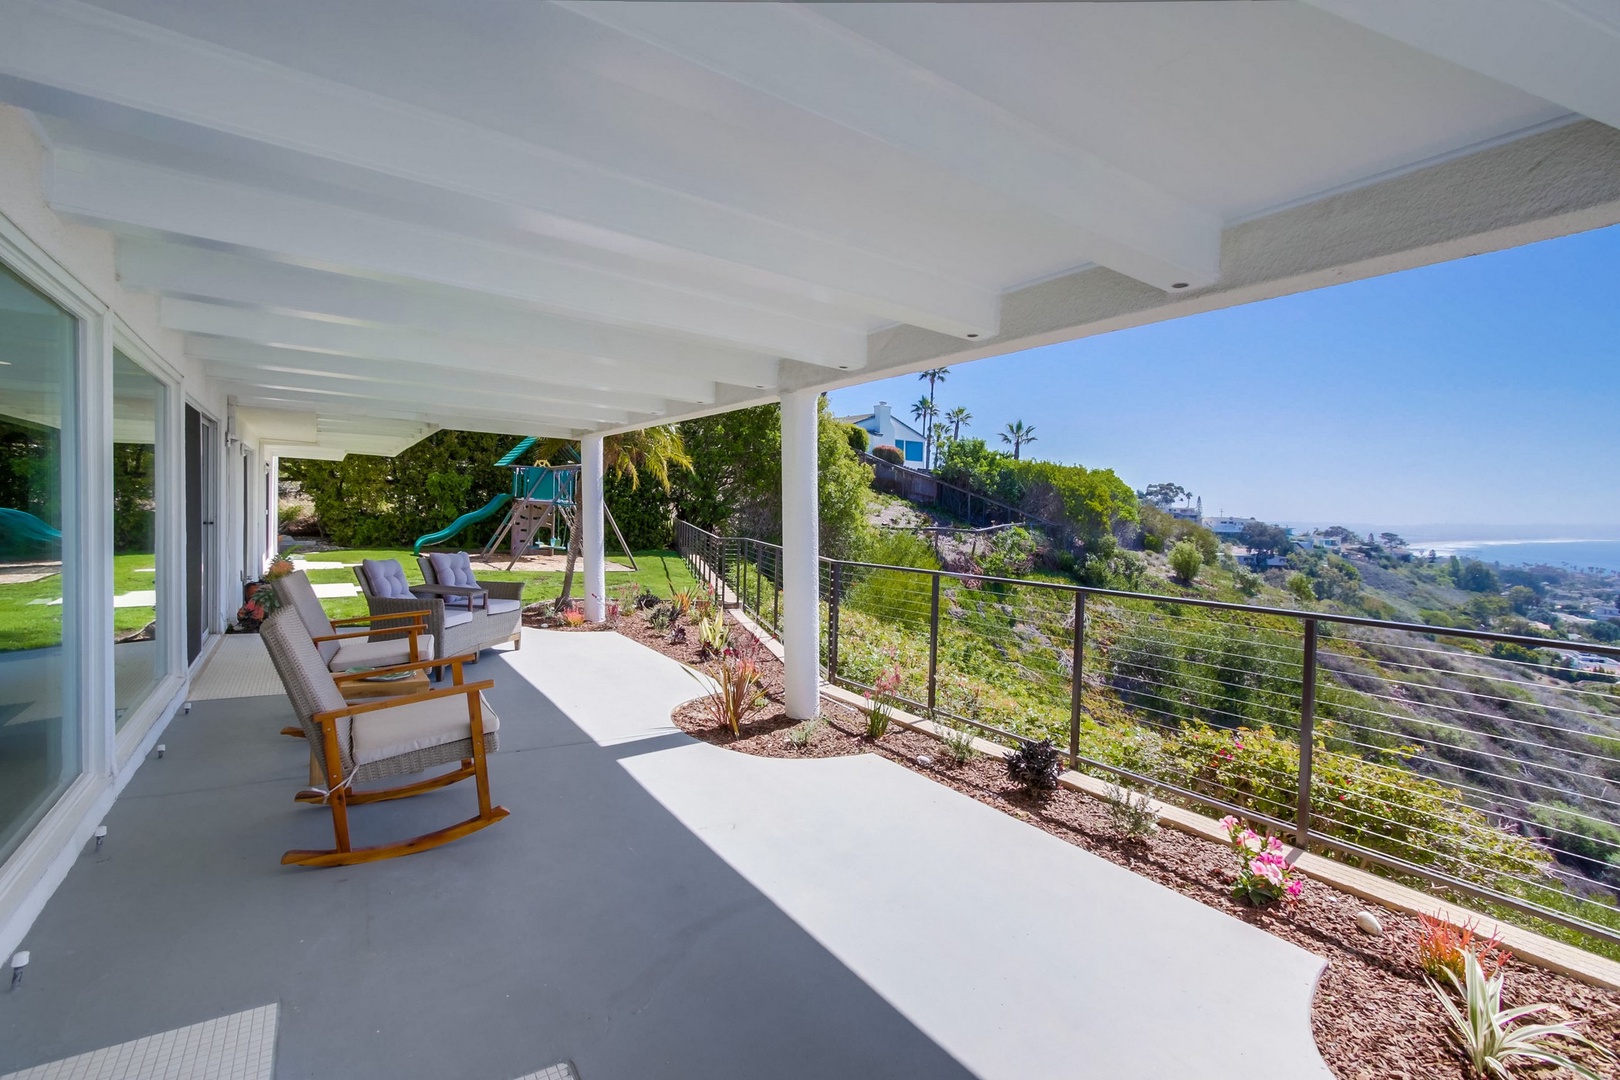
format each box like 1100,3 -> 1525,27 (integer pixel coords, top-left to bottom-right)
979,526 -> 1037,578
942,719 -> 979,765
786,718 -> 822,749
1430,950 -> 1609,1080
1287,572 -> 1315,605
864,655 -> 903,739
668,587 -> 694,616
872,445 -> 904,465
1416,914 -> 1511,983
846,531 -> 940,627
1006,737 -> 1063,794
1168,540 -> 1202,584
1528,802 -> 1620,873
843,423 -> 870,455
1219,815 -> 1303,905
687,640 -> 769,736
1101,783 -> 1159,842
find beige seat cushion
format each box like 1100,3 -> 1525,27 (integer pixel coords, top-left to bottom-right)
329,633 -> 436,672
351,692 -> 501,766
484,598 -> 522,616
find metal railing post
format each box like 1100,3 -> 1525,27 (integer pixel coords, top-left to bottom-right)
1296,618 -> 1318,848
772,549 -> 780,631
754,546 -> 762,617
1070,591 -> 1086,768
828,561 -> 841,680
927,571 -> 941,718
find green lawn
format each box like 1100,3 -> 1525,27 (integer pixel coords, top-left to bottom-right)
0,553 -> 158,652
299,548 -> 700,620
0,548 -> 702,652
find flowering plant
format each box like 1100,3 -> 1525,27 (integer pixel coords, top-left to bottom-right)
863,651 -> 903,739
1220,815 -> 1303,906
686,637 -> 768,736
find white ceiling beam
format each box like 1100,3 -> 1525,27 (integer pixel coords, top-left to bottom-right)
0,0 -> 993,337
116,240 -> 782,390
46,149 -> 869,368
1304,0 -> 1620,131
166,303 -> 719,406
196,346 -> 672,418
221,387 -> 587,440
203,359 -> 644,426
557,0 -> 1222,292
217,378 -> 623,429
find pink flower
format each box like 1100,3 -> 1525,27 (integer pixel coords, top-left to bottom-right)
1266,836 -> 1285,855
1250,859 -> 1285,887
1285,879 -> 1304,900
1219,815 -> 1240,833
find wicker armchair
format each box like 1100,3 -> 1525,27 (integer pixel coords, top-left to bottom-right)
260,607 -> 507,867
353,558 -> 521,664
417,553 -> 523,653
272,570 -> 434,672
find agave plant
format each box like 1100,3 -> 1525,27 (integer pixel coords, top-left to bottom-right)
697,610 -> 729,658
1430,950 -> 1610,1079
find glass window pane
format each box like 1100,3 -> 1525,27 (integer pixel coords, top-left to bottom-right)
113,352 -> 164,726
0,259 -> 78,865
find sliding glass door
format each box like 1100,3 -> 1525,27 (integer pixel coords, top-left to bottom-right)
0,260 -> 78,864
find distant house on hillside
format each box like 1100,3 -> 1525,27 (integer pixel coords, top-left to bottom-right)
1294,530 -> 1344,553
840,402 -> 927,465
1167,496 -> 1203,522
1205,516 -> 1259,538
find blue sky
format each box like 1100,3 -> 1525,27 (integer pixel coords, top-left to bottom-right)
828,223 -> 1620,535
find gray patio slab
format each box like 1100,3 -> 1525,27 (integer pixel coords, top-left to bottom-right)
1,628 -> 1331,1079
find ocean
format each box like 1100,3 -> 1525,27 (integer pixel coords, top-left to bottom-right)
1403,538 -> 1620,574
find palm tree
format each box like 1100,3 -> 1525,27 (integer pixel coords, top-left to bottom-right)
909,395 -> 935,466
945,405 -> 972,441
918,368 -> 949,467
1000,420 -> 1037,460
547,426 -> 693,606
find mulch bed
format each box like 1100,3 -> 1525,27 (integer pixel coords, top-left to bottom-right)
614,605 -> 1620,1080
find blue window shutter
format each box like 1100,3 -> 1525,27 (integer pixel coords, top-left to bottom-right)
903,441 -> 923,462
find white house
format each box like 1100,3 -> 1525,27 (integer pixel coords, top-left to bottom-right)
841,402 -> 928,465
1206,516 -> 1260,538
1294,531 -> 1345,553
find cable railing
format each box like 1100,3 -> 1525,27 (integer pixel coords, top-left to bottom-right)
675,520 -> 1620,952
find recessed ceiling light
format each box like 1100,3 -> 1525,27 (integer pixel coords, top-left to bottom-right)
1172,282 -> 1189,289
966,333 -> 979,338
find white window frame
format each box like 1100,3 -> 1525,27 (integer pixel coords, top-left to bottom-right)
0,211 -> 115,948
110,321 -> 188,766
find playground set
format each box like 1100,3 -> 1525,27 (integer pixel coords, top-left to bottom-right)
412,437 -> 636,570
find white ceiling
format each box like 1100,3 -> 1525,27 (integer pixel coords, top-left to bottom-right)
0,0 -> 1615,458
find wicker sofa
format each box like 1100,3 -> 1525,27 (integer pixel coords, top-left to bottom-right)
352,556 -> 523,664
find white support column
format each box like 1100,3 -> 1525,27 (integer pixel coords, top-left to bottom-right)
580,433 -> 606,623
779,388 -> 821,720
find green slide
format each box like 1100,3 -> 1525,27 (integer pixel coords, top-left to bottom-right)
412,493 -> 512,555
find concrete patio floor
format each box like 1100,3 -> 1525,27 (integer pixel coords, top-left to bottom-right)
0,629 -> 1332,1079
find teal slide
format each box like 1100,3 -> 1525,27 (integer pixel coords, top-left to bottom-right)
412,493 -> 511,555
0,508 -> 62,548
